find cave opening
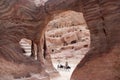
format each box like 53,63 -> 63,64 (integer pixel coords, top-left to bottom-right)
0,0 -> 119,80
19,38 -> 32,57
18,11 -> 91,80
45,11 -> 91,80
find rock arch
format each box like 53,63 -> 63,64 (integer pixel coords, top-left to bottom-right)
0,0 -> 120,80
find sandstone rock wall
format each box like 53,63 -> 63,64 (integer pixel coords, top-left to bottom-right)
0,0 -> 120,80
71,0 -> 120,80
0,0 -> 50,78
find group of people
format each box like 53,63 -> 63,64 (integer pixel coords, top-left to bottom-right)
57,60 -> 71,71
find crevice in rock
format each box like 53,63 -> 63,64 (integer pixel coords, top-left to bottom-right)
103,28 -> 107,36
97,0 -> 108,37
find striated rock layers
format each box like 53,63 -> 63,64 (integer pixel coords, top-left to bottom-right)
0,0 -> 120,80
71,0 -> 120,80
0,0 -> 51,79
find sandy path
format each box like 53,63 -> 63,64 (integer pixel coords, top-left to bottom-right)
50,58 -> 82,80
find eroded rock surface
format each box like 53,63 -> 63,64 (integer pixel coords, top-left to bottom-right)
71,0 -> 120,80
0,0 -> 120,80
0,0 -> 50,79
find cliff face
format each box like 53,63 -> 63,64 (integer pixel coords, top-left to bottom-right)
46,11 -> 90,59
0,0 -> 120,80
